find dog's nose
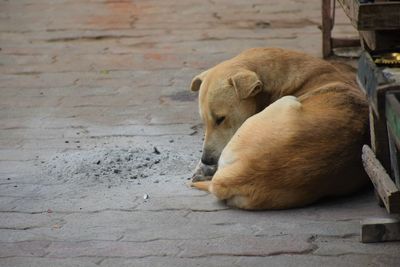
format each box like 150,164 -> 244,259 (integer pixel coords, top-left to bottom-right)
201,155 -> 217,166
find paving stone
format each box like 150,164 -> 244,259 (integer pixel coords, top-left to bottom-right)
0,240 -> 50,257
0,257 -> 100,267
313,235 -> 400,256
46,240 -> 180,258
98,255 -> 400,267
178,235 -> 315,258
0,212 -> 65,231
99,256 -> 238,267
234,254 -> 400,267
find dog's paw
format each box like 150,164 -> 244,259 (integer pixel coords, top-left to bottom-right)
191,174 -> 213,182
191,161 -> 217,182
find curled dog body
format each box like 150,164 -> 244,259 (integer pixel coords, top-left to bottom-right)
190,48 -> 369,210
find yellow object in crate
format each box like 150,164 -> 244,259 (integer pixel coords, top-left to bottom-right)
374,53 -> 400,66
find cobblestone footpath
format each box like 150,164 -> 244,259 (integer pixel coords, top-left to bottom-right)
1,0 -> 399,266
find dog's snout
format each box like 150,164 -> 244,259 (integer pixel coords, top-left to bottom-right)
201,154 -> 217,166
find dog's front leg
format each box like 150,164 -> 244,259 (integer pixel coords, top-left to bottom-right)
191,160 -> 217,182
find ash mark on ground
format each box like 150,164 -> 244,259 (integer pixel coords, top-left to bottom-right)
44,145 -> 197,187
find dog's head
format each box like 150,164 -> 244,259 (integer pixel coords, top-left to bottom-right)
191,64 -> 268,166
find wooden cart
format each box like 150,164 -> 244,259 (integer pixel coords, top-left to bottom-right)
322,0 -> 400,58
321,0 -> 400,242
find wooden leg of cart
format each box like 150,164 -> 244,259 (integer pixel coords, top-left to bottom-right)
321,0 -> 360,58
321,0 -> 333,58
361,217 -> 400,243
362,145 -> 400,243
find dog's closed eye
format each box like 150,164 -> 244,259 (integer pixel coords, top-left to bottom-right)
216,116 -> 225,126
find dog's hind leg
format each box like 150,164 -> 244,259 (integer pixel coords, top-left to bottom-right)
191,180 -> 251,209
190,181 -> 212,192
192,179 -> 234,200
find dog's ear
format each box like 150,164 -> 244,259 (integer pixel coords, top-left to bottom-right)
229,70 -> 263,99
190,70 -> 209,92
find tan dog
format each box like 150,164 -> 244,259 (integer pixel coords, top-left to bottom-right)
190,48 -> 369,210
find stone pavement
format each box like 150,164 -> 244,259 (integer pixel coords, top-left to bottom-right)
1,0 -> 399,266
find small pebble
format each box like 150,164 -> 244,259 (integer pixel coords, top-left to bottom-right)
143,194 -> 149,199
153,147 -> 161,154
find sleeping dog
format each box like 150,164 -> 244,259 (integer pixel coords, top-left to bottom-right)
190,48 -> 369,210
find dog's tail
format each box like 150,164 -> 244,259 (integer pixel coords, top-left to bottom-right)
191,181 -> 212,192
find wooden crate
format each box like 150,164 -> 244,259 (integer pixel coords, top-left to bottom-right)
358,51 -> 400,215
338,0 -> 400,30
357,51 -> 396,173
357,51 -> 391,115
348,1 -> 400,243
359,30 -> 400,51
386,92 -> 400,188
337,0 -> 400,52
